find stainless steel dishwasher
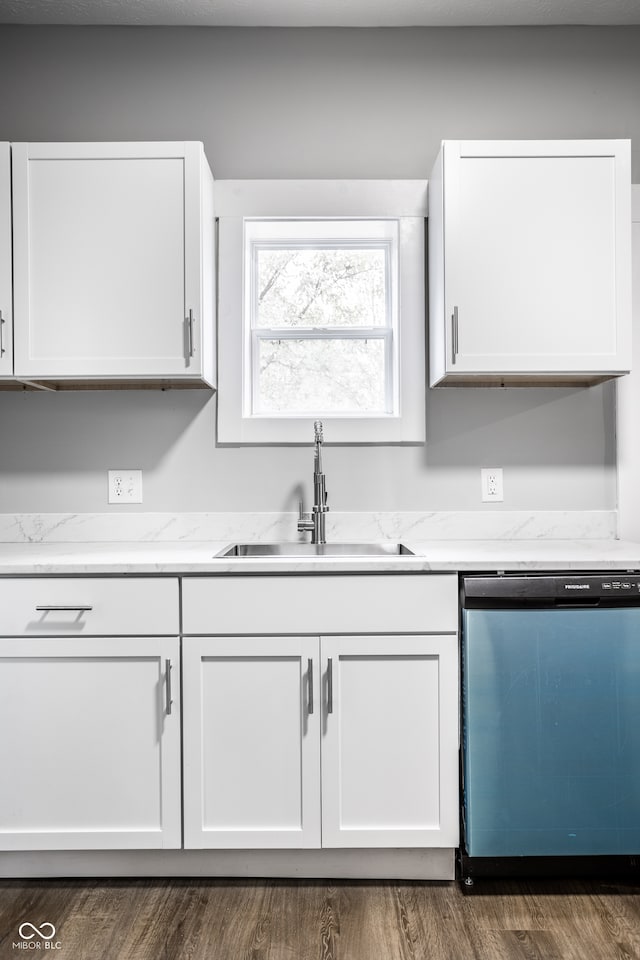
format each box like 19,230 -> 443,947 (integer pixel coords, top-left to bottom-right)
460,573 -> 640,882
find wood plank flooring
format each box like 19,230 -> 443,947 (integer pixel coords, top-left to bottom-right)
1,877 -> 640,960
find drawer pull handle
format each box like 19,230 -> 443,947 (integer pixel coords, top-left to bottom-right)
327,658 -> 333,715
307,658 -> 314,715
165,659 -> 173,715
36,605 -> 93,613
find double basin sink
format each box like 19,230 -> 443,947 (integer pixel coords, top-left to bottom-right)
218,542 -> 415,558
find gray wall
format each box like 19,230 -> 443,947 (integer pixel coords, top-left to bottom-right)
616,211 -> 640,540
0,24 -> 635,514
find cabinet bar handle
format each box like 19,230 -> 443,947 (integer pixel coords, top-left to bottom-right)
165,659 -> 173,715
0,310 -> 5,357
36,604 -> 93,613
327,658 -> 333,714
187,308 -> 196,358
307,658 -> 314,715
451,306 -> 459,365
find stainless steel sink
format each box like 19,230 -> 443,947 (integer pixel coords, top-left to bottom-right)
217,542 -> 415,558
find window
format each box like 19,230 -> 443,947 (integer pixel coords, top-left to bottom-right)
246,219 -> 398,418
217,181 -> 426,444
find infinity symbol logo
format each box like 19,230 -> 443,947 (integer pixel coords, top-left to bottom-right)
18,922 -> 56,940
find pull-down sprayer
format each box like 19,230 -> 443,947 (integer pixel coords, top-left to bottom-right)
297,420 -> 329,544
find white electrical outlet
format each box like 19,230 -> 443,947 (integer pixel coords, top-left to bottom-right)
481,468 -> 504,503
108,470 -> 143,504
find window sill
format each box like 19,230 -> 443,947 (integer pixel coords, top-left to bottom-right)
216,413 -> 425,445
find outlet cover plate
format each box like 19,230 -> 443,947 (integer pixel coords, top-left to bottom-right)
481,467 -> 504,503
108,470 -> 143,504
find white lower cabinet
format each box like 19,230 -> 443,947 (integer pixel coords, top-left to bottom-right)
183,636 -> 321,849
0,578 -> 182,852
182,609 -> 459,851
321,634 -> 458,849
0,573 -> 458,866
0,635 -> 181,851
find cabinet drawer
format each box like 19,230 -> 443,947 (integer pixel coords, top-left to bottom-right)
182,574 -> 458,635
0,578 -> 179,636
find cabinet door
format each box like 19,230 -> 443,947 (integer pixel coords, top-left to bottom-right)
0,142 -> 11,378
321,635 -> 459,848
12,141 -> 211,381
433,139 -> 631,381
183,636 -> 321,849
0,636 -> 181,850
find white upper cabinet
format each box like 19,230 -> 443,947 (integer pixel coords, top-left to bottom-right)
0,143 -> 11,379
429,139 -> 632,386
11,141 -> 215,387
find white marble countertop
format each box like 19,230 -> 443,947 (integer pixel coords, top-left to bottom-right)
0,538 -> 638,574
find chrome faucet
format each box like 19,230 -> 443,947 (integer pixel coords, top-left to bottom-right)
298,420 -> 329,544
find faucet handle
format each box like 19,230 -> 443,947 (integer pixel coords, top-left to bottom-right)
314,420 -> 323,442
297,500 -> 314,534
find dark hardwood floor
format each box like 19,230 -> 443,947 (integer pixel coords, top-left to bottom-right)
1,877 -> 640,960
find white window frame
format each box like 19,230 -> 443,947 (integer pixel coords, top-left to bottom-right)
216,180 -> 427,444
246,218 -> 398,418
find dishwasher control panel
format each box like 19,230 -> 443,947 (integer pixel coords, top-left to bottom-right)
462,574 -> 640,606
